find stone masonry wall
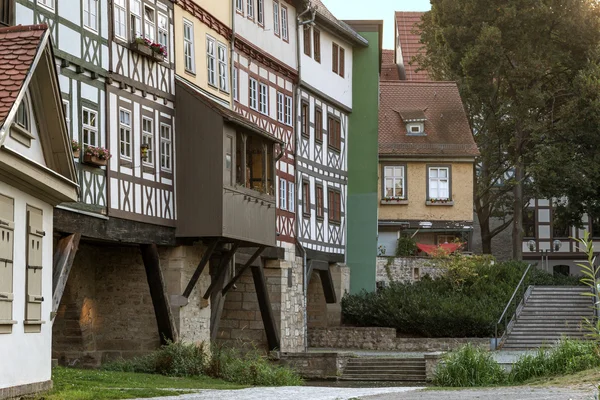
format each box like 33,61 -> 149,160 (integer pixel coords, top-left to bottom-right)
307,264 -> 350,330
376,257 -> 445,285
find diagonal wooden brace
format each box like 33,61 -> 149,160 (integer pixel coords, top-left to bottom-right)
52,233 -> 81,317
183,239 -> 219,298
222,245 -> 266,295
203,243 -> 240,300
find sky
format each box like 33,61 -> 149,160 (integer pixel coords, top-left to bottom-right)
321,0 -> 431,49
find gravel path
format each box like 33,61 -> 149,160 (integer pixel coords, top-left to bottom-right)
363,386 -> 596,400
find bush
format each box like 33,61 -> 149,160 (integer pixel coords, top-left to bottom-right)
396,235 -> 417,257
509,339 -> 600,383
434,344 -> 505,387
342,260 -> 584,337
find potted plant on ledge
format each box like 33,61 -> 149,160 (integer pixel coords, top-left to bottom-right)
130,37 -> 167,62
83,145 -> 111,167
72,140 -> 80,158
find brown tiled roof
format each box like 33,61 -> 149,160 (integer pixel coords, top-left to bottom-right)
381,49 -> 400,80
395,11 -> 429,81
382,49 -> 395,64
0,24 -> 47,128
379,81 -> 479,157
311,0 -> 368,47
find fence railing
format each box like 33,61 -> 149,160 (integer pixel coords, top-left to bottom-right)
494,264 -> 532,350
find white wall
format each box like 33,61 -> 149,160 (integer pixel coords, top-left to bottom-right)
0,181 -> 53,389
299,26 -> 353,109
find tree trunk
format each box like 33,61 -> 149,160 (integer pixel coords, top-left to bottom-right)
512,158 -> 525,261
480,223 -> 493,254
474,159 -> 494,254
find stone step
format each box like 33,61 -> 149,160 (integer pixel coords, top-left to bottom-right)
345,363 -> 425,369
346,358 -> 424,363
340,374 -> 426,381
344,368 -> 426,374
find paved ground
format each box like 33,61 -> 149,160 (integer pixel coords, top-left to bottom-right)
132,385 -> 596,400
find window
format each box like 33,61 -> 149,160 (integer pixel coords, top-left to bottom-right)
0,0 -> 14,26
277,93 -> 284,123
383,166 -> 405,199
247,0 -> 254,19
130,0 -> 142,39
183,20 -> 194,72
328,189 -> 341,223
552,209 -> 570,238
218,43 -> 228,92
206,36 -> 216,86
316,184 -> 323,219
303,26 -> 311,56
288,183 -> 295,212
142,117 -> 154,166
236,0 -> 243,13
38,0 -> 53,10
313,28 -> 321,62
332,43 -> 345,77
233,67 -> 239,101
249,78 -> 258,110
303,181 -> 310,217
114,0 -> 127,38
144,5 -> 156,42
0,194 -> 14,331
284,95 -> 292,126
273,1 -> 280,36
407,122 -> 424,134
25,206 -> 44,328
315,107 -> 322,142
83,0 -> 98,31
281,6 -> 288,41
82,108 -> 98,148
428,167 -> 450,200
160,123 -> 172,171
301,102 -> 309,137
15,99 -> 29,131
158,12 -> 168,55
523,208 -> 536,238
62,100 -> 70,135
257,0 -> 264,25
119,109 -> 132,159
279,178 -> 287,210
328,116 -> 341,151
259,82 -> 268,115
591,215 -> 600,238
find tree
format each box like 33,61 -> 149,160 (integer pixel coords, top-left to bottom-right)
416,0 -> 600,258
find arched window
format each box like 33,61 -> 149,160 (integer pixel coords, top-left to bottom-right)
15,97 -> 29,131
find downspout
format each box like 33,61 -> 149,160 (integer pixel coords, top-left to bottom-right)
295,3 -> 316,353
230,0 -> 236,108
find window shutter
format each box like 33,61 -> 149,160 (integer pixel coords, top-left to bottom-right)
339,47 -> 345,77
313,28 -> 321,62
0,194 -> 14,332
303,26 -> 311,56
332,43 -> 338,74
25,206 -> 44,326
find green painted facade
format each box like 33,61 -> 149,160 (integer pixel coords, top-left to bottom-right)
347,28 -> 381,294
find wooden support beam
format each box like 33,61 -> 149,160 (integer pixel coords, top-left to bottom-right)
251,261 -> 280,351
51,233 -> 81,316
140,243 -> 179,344
203,243 -> 240,300
183,239 -> 219,298
222,246 -> 265,295
318,268 -> 337,304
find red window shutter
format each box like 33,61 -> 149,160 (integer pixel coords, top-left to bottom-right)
339,47 -> 345,77
332,43 -> 339,74
304,27 -> 311,56
314,28 -> 321,62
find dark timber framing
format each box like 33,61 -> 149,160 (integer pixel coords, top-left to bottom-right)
307,260 -> 337,304
183,239 -> 220,298
203,243 -> 240,299
251,260 -> 280,351
51,233 -> 81,316
222,246 -> 265,295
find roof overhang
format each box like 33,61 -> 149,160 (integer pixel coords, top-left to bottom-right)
398,109 -> 427,122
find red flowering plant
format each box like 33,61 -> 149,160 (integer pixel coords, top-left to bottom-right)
71,140 -> 80,153
84,145 -> 112,160
383,195 -> 405,201
133,36 -> 167,57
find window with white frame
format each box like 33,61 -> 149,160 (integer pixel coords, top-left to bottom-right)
62,100 -> 70,135
284,95 -> 292,126
130,0 -> 142,39
206,36 -> 216,86
259,82 -> 268,115
428,167 -> 450,200
233,67 -> 238,100
114,0 -> 127,39
142,117 -> 154,166
279,178 -> 287,210
257,0 -> 264,24
83,0 -> 98,31
119,109 -> 132,159
288,182 -> 295,212
82,108 -> 98,148
183,20 -> 194,72
236,0 -> 243,13
218,43 -> 228,92
38,0 -> 54,10
249,78 -> 258,110
144,5 -> 155,42
15,96 -> 30,131
281,6 -> 288,40
247,0 -> 254,19
407,122 -> 424,134
277,92 -> 284,123
273,1 -> 280,36
383,166 -> 405,199
160,123 -> 172,171
158,12 -> 168,54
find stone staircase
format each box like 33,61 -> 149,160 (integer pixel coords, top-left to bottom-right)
340,357 -> 426,381
501,286 -> 594,350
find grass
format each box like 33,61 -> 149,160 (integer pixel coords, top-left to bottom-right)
31,366 -> 245,400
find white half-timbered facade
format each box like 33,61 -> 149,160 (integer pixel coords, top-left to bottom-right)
14,0 -> 110,215
108,0 -> 176,226
234,0 -> 298,247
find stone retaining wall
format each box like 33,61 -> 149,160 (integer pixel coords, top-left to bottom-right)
376,257 -> 445,285
275,352 -> 350,380
309,327 -> 489,352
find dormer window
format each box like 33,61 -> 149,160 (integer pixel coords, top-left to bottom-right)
10,94 -> 34,148
407,122 -> 424,134
16,100 -> 29,130
398,109 -> 427,136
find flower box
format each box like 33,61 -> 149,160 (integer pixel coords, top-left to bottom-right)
130,39 -> 165,63
381,199 -> 409,205
73,149 -> 80,158
83,154 -> 107,167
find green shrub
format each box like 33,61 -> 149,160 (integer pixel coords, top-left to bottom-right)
434,344 -> 505,387
509,339 -> 600,383
396,235 -> 418,257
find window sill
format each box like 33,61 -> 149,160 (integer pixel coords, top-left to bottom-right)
0,320 -> 17,325
303,213 -> 311,219
328,146 -> 341,154
426,201 -> 454,206
328,220 -> 341,226
11,123 -> 34,147
184,69 -> 196,77
23,320 -> 45,325
381,199 -> 408,205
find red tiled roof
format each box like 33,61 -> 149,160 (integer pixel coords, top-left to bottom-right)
395,11 -> 429,81
381,49 -> 401,80
382,49 -> 395,64
379,81 -> 479,157
0,24 -> 46,128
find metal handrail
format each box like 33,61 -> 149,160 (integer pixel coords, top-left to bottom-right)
494,264 -> 532,349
